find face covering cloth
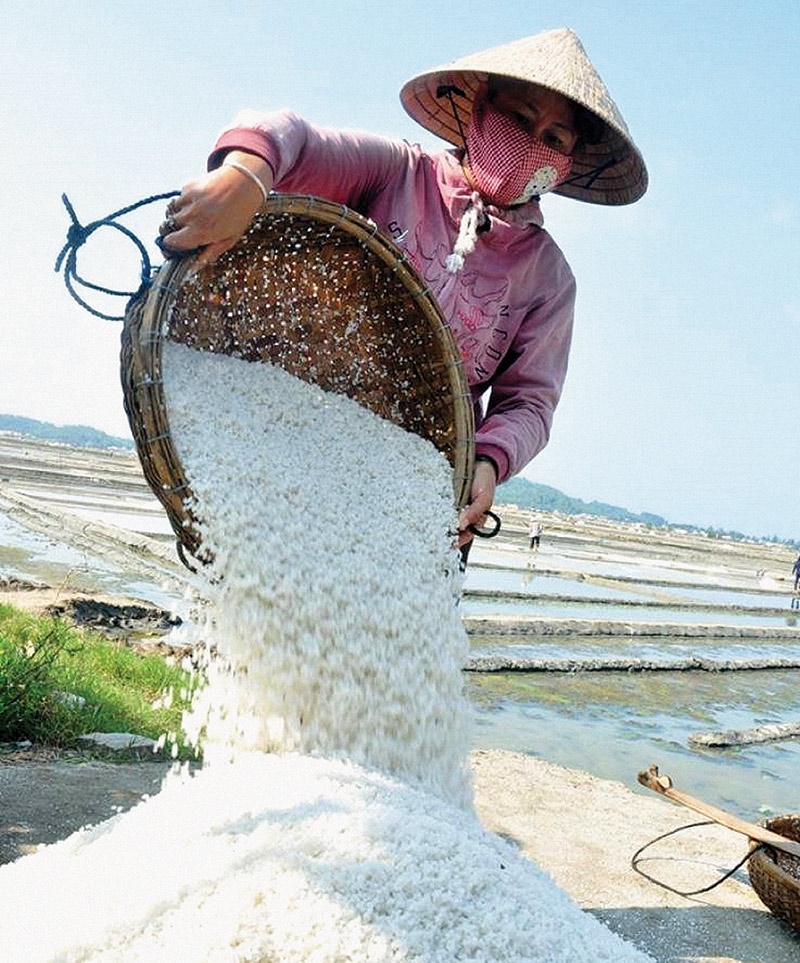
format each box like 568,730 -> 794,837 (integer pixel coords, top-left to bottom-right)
465,101 -> 573,205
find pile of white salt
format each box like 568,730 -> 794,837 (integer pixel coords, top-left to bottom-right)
167,343 -> 472,808
0,343 -> 654,962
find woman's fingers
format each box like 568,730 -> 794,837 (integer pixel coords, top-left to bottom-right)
157,168 -> 263,254
457,459 -> 497,546
195,237 -> 241,266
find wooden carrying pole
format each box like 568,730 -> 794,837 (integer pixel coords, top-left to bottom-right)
637,765 -> 800,859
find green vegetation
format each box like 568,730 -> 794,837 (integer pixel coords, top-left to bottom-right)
0,604 -> 196,755
0,414 -> 133,450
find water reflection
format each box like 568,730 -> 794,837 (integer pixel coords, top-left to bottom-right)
0,511 -> 182,612
469,635 -> 800,658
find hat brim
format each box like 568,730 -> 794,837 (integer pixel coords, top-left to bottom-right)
400,67 -> 648,206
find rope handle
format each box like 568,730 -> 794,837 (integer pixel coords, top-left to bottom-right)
54,191 -> 182,321
468,509 -> 501,539
631,820 -> 763,897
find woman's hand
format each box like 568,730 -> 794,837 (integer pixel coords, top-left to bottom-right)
158,152 -> 274,265
457,458 -> 497,547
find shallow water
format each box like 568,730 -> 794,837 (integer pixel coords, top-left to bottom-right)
468,636 -> 800,665
0,511 -> 118,582
669,583 -> 791,609
547,554 -> 758,586
461,554 -> 800,818
467,668 -> 800,819
465,565 -> 795,612
0,511 -> 182,612
461,596 -> 797,628
464,567 -> 650,602
11,487 -> 174,537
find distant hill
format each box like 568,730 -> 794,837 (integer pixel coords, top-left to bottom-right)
0,414 -> 133,450
1,413 -> 795,548
498,475 -> 798,549
497,476 -> 667,527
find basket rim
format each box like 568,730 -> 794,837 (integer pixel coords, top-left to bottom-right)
123,193 -> 476,561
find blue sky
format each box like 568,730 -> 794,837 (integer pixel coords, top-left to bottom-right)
2,1 -> 798,539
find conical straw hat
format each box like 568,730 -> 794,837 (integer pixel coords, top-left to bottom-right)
400,28 -> 647,205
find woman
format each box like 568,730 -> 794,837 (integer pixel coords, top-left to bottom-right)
159,28 -> 647,548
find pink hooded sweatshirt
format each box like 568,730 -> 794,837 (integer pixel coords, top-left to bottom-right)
210,110 -> 576,484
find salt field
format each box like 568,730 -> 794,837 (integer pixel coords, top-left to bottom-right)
0,502 -> 185,613
463,594 -> 797,627
465,566 -> 795,615
1,432 -> 799,824
0,355 -> 662,961
467,635 -> 800,665
465,556 -> 796,611
459,523 -> 800,819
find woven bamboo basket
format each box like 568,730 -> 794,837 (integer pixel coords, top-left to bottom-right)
748,814 -> 800,932
121,194 -> 475,562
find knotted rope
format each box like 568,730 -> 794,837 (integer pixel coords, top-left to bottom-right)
54,191 -> 179,321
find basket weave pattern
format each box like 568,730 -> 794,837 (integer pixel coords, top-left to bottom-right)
122,195 -> 474,560
748,814 -> 800,932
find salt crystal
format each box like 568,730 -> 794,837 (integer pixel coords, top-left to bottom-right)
0,343 -> 654,962
164,343 -> 471,806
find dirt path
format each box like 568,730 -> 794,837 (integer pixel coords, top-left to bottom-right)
472,750 -> 799,963
0,748 -> 172,863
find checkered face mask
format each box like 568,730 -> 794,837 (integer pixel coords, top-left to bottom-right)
465,101 -> 574,206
